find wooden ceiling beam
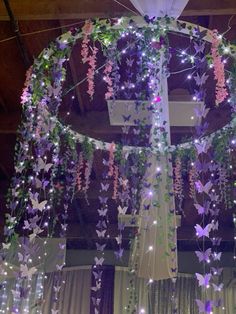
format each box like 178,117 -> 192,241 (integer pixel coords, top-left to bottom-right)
0,0 -> 236,21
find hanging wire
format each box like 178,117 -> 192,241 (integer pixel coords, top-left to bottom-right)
112,0 -> 138,16
0,20 -> 85,43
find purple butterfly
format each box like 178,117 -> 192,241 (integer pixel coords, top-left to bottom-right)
101,183 -> 109,191
91,281 -> 101,292
93,270 -> 102,280
122,114 -> 131,122
92,297 -> 101,306
96,243 -> 106,252
94,257 -> 104,266
195,181 -> 212,195
102,159 -> 109,166
194,202 -> 210,215
195,161 -> 211,173
211,267 -> 223,276
194,41 -> 205,53
98,208 -> 108,217
211,237 -> 221,246
196,273 -> 211,287
98,196 -> 108,204
212,283 -> 223,292
194,73 -> 209,86
195,141 -> 210,155
195,224 -> 211,238
195,299 -> 213,313
212,252 -> 222,261
96,220 -> 107,229
195,248 -> 211,263
114,248 -> 124,259
96,230 -> 106,238
209,193 -> 219,202
209,207 -> 220,217
171,267 -> 177,273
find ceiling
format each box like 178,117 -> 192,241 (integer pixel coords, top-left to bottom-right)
0,0 -> 236,267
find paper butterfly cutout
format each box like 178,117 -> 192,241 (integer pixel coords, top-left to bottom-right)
98,208 -> 108,217
196,273 -> 211,287
96,230 -> 106,238
117,205 -> 128,215
94,257 -> 104,266
212,252 -> 222,261
195,299 -> 213,313
212,283 -> 223,292
20,264 -> 37,279
195,224 -> 211,238
195,248 -> 211,263
195,181 -> 212,195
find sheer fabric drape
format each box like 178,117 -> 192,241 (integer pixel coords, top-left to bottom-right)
114,268 -> 236,314
42,266 -> 91,314
129,0 -> 189,18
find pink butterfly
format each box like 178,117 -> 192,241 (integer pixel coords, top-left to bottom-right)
195,248 -> 211,263
195,181 -> 212,194
195,224 -> 211,238
196,273 -> 211,287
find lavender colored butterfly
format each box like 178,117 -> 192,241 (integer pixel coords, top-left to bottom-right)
94,257 -> 104,266
211,237 -> 221,246
212,252 -> 222,261
96,229 -> 106,238
195,141 -> 210,155
114,248 -> 124,259
92,297 -> 101,306
98,208 -> 108,217
195,248 -> 211,263
194,73 -> 209,86
91,281 -> 101,292
194,202 -> 210,215
117,205 -> 128,215
212,283 -> 224,292
102,159 -> 109,166
211,267 -> 223,276
195,180 -> 212,195
98,196 -> 108,204
195,224 -> 211,238
196,273 -> 211,287
101,183 -> 109,191
93,270 -> 102,280
95,243 -> 106,252
195,300 -> 213,313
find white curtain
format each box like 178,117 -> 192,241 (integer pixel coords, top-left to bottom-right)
129,0 -> 189,18
114,268 -> 236,314
42,266 -> 91,314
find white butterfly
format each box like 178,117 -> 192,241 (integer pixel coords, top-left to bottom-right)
53,285 -> 61,293
37,157 -> 53,172
31,198 -> 47,212
56,264 -> 64,271
91,281 -> 101,292
29,226 -> 43,242
18,252 -> 29,263
115,235 -> 122,245
96,230 -> 106,238
212,283 -> 223,291
20,264 -> 37,279
51,309 -> 59,314
2,242 -> 11,250
11,289 -> 20,299
117,205 -> 128,215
